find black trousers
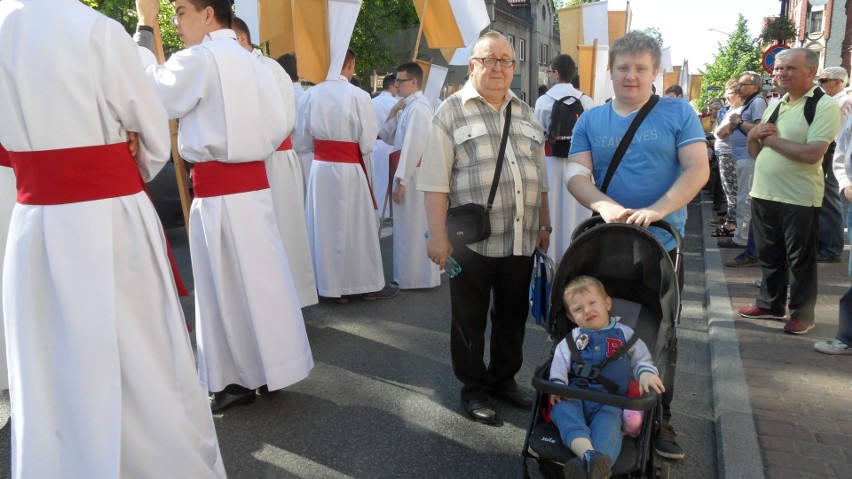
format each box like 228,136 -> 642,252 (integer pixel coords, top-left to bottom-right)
752,198 -> 820,322
449,246 -> 534,401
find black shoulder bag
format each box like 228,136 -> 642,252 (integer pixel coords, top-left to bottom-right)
446,102 -> 513,245
599,95 -> 659,194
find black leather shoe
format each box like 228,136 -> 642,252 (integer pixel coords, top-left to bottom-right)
210,385 -> 256,413
462,398 -> 498,424
491,386 -> 533,410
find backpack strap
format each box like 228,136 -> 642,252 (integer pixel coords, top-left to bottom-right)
767,88 -> 825,126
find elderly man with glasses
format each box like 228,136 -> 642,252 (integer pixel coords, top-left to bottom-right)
718,71 -> 769,249
419,31 -> 550,425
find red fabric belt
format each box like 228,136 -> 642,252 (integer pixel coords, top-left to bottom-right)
0,143 -> 10,168
8,142 -> 144,205
313,140 -> 377,209
276,136 -> 293,152
191,161 -> 269,198
544,142 -> 552,157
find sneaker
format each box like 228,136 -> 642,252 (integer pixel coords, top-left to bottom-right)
708,218 -> 726,226
739,305 -> 785,320
583,450 -> 612,479
814,339 -> 852,355
361,283 -> 399,300
817,254 -> 841,263
784,317 -> 815,335
654,424 -> 685,460
725,254 -> 758,267
717,238 -> 745,249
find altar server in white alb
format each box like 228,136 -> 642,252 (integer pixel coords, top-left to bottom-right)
0,1 -> 225,477
534,54 -> 594,263
379,63 -> 441,289
0,144 -> 13,392
278,54 -> 312,189
373,74 -> 398,218
233,17 -> 318,308
295,47 -> 398,303
136,0 -> 313,413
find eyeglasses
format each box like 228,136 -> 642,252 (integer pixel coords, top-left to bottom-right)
474,57 -> 517,69
171,14 -> 178,26
818,78 -> 837,84
394,78 -> 413,85
737,82 -> 756,87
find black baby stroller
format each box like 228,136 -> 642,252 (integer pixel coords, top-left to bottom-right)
517,217 -> 682,479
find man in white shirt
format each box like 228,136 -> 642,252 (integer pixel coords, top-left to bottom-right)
295,49 -> 398,303
379,63 -> 440,289
137,0 -> 313,413
534,53 -> 594,263
279,53 -> 313,188
816,66 -> 852,262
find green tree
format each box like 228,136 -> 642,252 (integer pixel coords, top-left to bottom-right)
698,14 -> 762,109
637,26 -> 663,46
82,0 -> 182,55
351,0 -> 419,80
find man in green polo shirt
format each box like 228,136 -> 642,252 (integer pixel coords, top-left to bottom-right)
738,48 -> 841,334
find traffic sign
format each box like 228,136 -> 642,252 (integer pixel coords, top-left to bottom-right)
762,44 -> 790,74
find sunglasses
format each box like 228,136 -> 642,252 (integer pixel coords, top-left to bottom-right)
818,78 -> 837,84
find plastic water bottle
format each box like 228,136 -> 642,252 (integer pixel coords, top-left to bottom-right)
424,231 -> 462,278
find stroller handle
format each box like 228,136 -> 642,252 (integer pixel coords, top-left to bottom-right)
570,216 -> 683,277
531,375 -> 660,411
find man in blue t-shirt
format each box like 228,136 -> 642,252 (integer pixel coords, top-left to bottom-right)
565,30 -> 709,462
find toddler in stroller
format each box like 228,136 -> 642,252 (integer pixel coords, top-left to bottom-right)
550,276 -> 664,479
517,218 -> 681,479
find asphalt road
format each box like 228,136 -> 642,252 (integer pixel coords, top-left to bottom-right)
0,202 -> 716,478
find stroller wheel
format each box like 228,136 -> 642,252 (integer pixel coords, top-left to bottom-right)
513,458 -> 531,479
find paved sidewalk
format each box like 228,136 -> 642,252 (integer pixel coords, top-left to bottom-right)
704,203 -> 852,479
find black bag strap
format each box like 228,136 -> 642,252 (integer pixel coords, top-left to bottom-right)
599,95 -> 659,194
485,101 -> 513,213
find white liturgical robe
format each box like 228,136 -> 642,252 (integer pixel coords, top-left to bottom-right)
372,91 -> 397,216
144,29 -> 313,393
533,83 -> 594,263
0,1 -> 225,477
0,156 -> 13,391
256,51 -> 318,308
379,92 -> 440,289
294,76 -> 385,297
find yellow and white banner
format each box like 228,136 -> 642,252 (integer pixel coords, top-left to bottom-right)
413,0 -> 489,51
234,0 -> 361,84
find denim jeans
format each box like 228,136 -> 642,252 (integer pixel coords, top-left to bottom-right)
551,399 -> 623,462
744,222 -> 756,258
840,205 -> 852,347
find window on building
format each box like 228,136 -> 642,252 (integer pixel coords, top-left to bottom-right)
507,34 -> 515,49
539,44 -> 548,65
519,38 -> 526,62
807,10 -> 823,34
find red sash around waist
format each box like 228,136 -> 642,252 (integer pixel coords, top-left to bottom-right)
0,143 -> 10,168
313,139 -> 377,209
191,161 -> 269,198
8,142 -> 144,205
544,142 -> 552,157
276,136 -> 293,152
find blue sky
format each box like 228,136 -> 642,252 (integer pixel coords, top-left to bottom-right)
607,0 -> 783,70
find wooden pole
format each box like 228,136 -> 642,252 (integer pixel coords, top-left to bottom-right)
152,22 -> 192,235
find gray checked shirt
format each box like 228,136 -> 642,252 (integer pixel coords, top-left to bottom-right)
418,81 -> 548,258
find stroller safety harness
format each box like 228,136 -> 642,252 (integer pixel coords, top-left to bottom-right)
566,332 -> 639,394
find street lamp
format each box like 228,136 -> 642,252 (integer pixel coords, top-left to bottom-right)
708,28 -> 730,36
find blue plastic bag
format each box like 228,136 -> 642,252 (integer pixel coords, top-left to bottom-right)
529,248 -> 555,325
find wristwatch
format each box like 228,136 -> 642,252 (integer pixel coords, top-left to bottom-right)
736,119 -> 744,127
136,24 -> 154,34
539,225 -> 553,233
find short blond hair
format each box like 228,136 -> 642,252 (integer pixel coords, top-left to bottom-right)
562,276 -> 608,311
